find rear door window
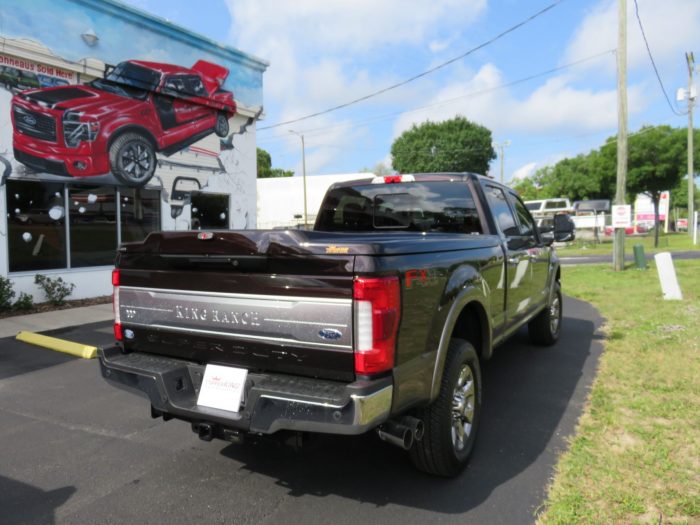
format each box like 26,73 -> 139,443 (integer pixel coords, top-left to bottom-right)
483,185 -> 518,236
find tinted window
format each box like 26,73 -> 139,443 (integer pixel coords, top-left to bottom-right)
69,186 -> 117,267
120,188 -> 161,243
544,200 -> 567,209
525,202 -> 542,211
510,195 -> 537,237
315,181 -> 482,234
191,192 -> 229,229
7,180 -> 67,272
483,185 -> 518,236
107,62 -> 161,92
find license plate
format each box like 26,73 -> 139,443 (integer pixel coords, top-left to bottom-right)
197,364 -> 248,413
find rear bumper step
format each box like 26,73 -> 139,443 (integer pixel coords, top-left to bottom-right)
98,346 -> 392,436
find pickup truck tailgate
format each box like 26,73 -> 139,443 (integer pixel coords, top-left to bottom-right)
116,230 -> 356,381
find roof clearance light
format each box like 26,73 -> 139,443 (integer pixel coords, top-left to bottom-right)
371,174 -> 415,184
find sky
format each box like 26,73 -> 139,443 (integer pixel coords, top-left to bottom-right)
122,0 -> 699,183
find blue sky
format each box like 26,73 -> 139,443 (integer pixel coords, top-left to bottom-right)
123,0 -> 699,183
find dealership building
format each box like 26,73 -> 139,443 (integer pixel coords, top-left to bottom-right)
0,0 -> 267,301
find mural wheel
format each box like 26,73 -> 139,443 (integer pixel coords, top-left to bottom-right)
109,132 -> 156,187
215,112 -> 229,138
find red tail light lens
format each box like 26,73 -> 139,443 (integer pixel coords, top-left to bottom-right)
114,322 -> 123,341
112,269 -> 121,341
353,276 -> 401,375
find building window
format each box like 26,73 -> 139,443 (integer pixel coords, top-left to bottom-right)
7,180 -> 67,272
6,180 -> 161,272
68,186 -> 117,268
191,192 -> 229,229
120,188 -> 161,243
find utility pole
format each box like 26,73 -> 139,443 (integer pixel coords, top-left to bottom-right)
613,0 -> 628,272
493,140 -> 511,184
289,130 -> 308,227
686,52 -> 695,240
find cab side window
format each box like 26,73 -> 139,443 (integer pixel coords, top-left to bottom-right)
484,185 -> 518,236
509,194 -> 537,237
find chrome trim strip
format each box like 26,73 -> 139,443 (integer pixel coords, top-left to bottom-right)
119,285 -> 351,305
128,322 -> 353,350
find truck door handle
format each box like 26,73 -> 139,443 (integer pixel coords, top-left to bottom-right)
507,257 -> 519,265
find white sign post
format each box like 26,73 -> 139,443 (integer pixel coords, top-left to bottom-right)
654,252 -> 683,300
612,204 -> 632,229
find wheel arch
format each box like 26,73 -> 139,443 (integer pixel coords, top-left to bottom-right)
429,289 -> 492,402
107,125 -> 158,152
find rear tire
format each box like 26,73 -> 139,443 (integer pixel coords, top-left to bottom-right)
108,132 -> 156,187
528,281 -> 562,346
409,339 -> 482,477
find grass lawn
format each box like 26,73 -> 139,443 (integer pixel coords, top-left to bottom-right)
558,232 -> 698,256
538,259 -> 700,525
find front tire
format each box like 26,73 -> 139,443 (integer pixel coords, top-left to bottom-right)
409,339 -> 482,477
109,132 -> 156,187
214,112 -> 229,138
528,281 -> 562,345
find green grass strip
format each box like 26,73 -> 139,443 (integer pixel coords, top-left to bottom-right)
538,259 -> 700,525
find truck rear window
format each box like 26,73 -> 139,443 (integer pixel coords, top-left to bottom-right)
315,181 -> 482,234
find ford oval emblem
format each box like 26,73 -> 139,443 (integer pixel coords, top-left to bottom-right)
23,115 -> 37,126
318,328 -> 343,341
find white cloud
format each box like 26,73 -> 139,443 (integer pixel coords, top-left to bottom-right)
512,162 -> 537,180
392,64 -> 647,139
224,0 -> 487,173
564,0 -> 700,74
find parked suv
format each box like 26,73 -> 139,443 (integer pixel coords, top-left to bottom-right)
11,59 -> 236,186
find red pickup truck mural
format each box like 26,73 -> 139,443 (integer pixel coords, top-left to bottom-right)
10,59 -> 236,187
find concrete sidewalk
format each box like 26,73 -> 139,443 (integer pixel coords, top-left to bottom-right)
0,303 -> 113,339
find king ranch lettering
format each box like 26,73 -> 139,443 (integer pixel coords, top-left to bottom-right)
175,305 -> 261,327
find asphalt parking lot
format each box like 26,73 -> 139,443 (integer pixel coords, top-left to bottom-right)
0,297 -> 604,525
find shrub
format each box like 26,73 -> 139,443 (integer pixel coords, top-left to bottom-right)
0,276 -> 16,309
34,274 -> 75,306
14,292 -> 34,311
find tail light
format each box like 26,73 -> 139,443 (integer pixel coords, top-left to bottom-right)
353,276 -> 401,375
112,269 -> 122,341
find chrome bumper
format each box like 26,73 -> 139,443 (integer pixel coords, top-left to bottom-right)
98,346 -> 392,436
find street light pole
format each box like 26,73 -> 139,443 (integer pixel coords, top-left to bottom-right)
289,130 -> 308,227
493,140 -> 511,183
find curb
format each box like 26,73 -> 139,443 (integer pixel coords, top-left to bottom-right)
16,331 -> 98,359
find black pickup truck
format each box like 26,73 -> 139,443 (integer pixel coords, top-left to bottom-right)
100,172 -> 574,476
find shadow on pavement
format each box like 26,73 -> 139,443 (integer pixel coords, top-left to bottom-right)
0,321 -> 112,381
219,297 -> 604,515
0,476 -> 75,525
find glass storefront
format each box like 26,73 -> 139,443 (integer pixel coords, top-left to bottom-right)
6,180 -> 160,272
191,192 -> 229,229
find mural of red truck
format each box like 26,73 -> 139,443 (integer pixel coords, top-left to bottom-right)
11,59 -> 236,187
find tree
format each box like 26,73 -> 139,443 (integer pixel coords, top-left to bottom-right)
257,148 -> 272,178
257,147 -> 294,178
626,126 -> 686,247
390,116 -> 496,174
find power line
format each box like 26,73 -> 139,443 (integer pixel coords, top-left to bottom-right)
633,0 -> 687,116
258,0 -> 567,131
258,49 -> 616,147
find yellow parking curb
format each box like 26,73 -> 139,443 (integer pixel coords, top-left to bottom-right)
16,331 -> 98,359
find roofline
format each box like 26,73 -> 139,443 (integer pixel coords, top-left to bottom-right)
328,172 -> 488,189
71,0 -> 269,72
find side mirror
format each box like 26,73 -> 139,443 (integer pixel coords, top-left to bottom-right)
553,213 -> 575,242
